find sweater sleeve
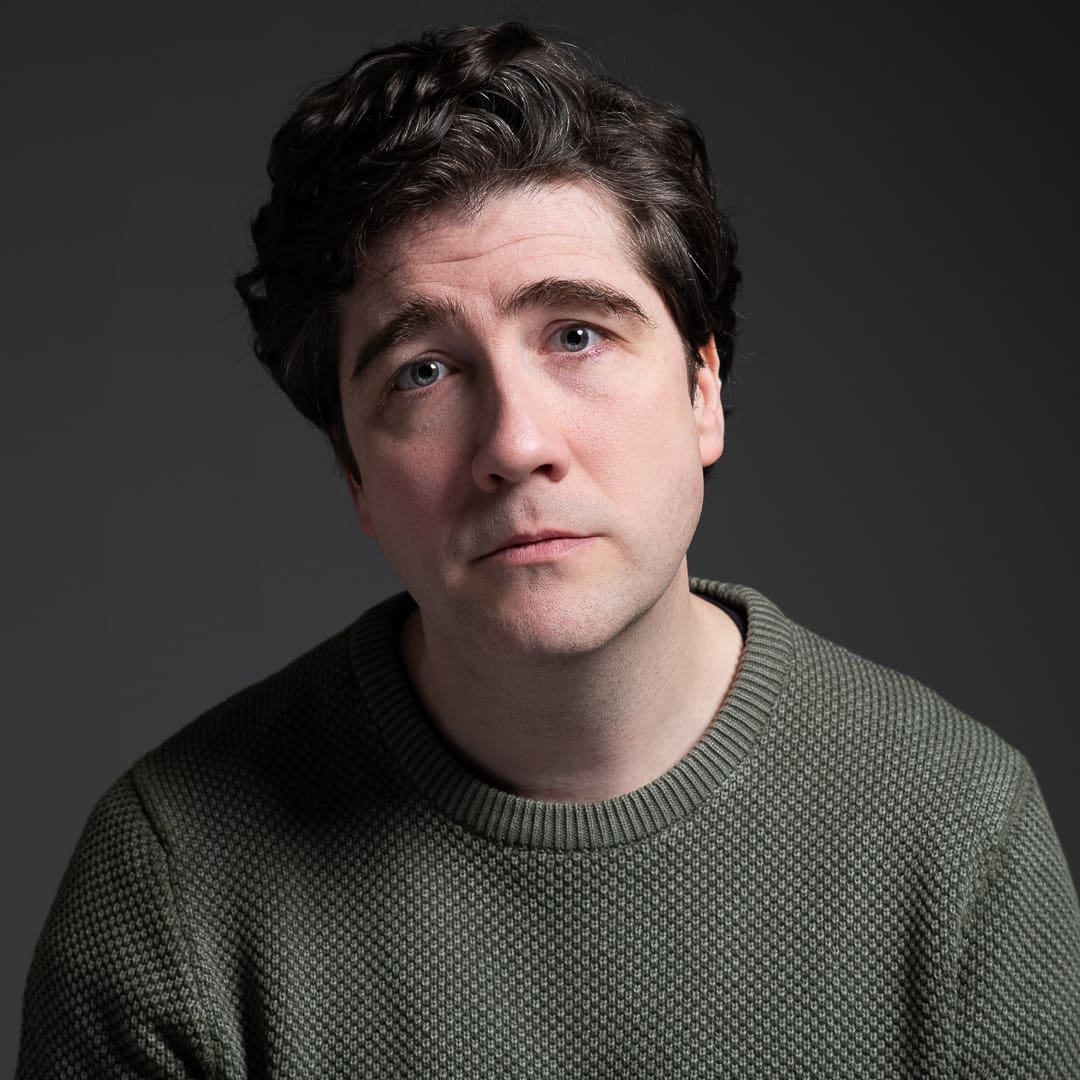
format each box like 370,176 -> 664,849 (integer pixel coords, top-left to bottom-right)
955,764 -> 1080,1078
16,773 -> 218,1080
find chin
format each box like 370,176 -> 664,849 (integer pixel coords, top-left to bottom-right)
453,585 -> 650,664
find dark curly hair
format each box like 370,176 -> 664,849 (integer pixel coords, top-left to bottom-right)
234,22 -> 740,481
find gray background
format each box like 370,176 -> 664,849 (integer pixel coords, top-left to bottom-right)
5,0 -> 1077,1066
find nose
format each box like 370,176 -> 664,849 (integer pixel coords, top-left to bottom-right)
470,368 -> 572,493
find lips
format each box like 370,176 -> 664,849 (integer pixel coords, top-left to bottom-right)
481,529 -> 589,558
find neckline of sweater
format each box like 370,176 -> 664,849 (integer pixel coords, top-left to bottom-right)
349,579 -> 795,852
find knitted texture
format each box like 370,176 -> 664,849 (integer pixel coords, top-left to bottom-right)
17,581 -> 1080,1078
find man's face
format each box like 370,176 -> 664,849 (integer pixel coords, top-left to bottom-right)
337,181 -> 724,660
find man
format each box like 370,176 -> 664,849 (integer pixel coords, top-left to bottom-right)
17,22 -> 1080,1078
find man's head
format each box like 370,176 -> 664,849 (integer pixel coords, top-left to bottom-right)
333,179 -> 726,659
234,21 -> 740,483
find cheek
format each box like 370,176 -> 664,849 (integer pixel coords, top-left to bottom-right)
580,377 -> 698,483
358,429 -> 464,538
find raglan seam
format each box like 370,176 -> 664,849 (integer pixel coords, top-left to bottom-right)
128,768 -> 230,1080
962,756 -> 1035,931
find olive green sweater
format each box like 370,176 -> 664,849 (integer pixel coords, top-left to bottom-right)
17,581 -> 1080,1078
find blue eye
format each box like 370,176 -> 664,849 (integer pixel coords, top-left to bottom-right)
392,358 -> 449,391
554,325 -> 601,352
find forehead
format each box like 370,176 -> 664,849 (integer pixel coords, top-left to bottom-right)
357,181 -> 645,305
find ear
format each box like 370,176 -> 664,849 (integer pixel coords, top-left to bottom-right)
334,444 -> 378,538
693,336 -> 725,467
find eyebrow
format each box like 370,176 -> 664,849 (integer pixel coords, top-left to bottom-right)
348,277 -> 656,383
349,295 -> 469,383
502,277 -> 656,329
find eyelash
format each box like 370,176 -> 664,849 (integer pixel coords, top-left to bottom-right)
387,322 -> 612,397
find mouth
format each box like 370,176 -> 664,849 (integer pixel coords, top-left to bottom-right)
480,530 -> 595,561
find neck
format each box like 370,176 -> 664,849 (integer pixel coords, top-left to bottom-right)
400,576 -> 743,803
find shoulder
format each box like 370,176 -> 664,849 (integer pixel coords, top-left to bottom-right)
791,615 -> 1025,787
787,610 -> 1034,866
125,591 -> 414,855
701,580 -> 1034,858
19,594 -> 417,1075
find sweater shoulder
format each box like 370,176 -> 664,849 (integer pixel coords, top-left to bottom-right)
127,597 -> 404,851
141,617 -> 357,765
779,617 -> 1033,849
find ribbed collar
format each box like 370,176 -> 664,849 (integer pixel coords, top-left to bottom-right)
349,579 -> 794,852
